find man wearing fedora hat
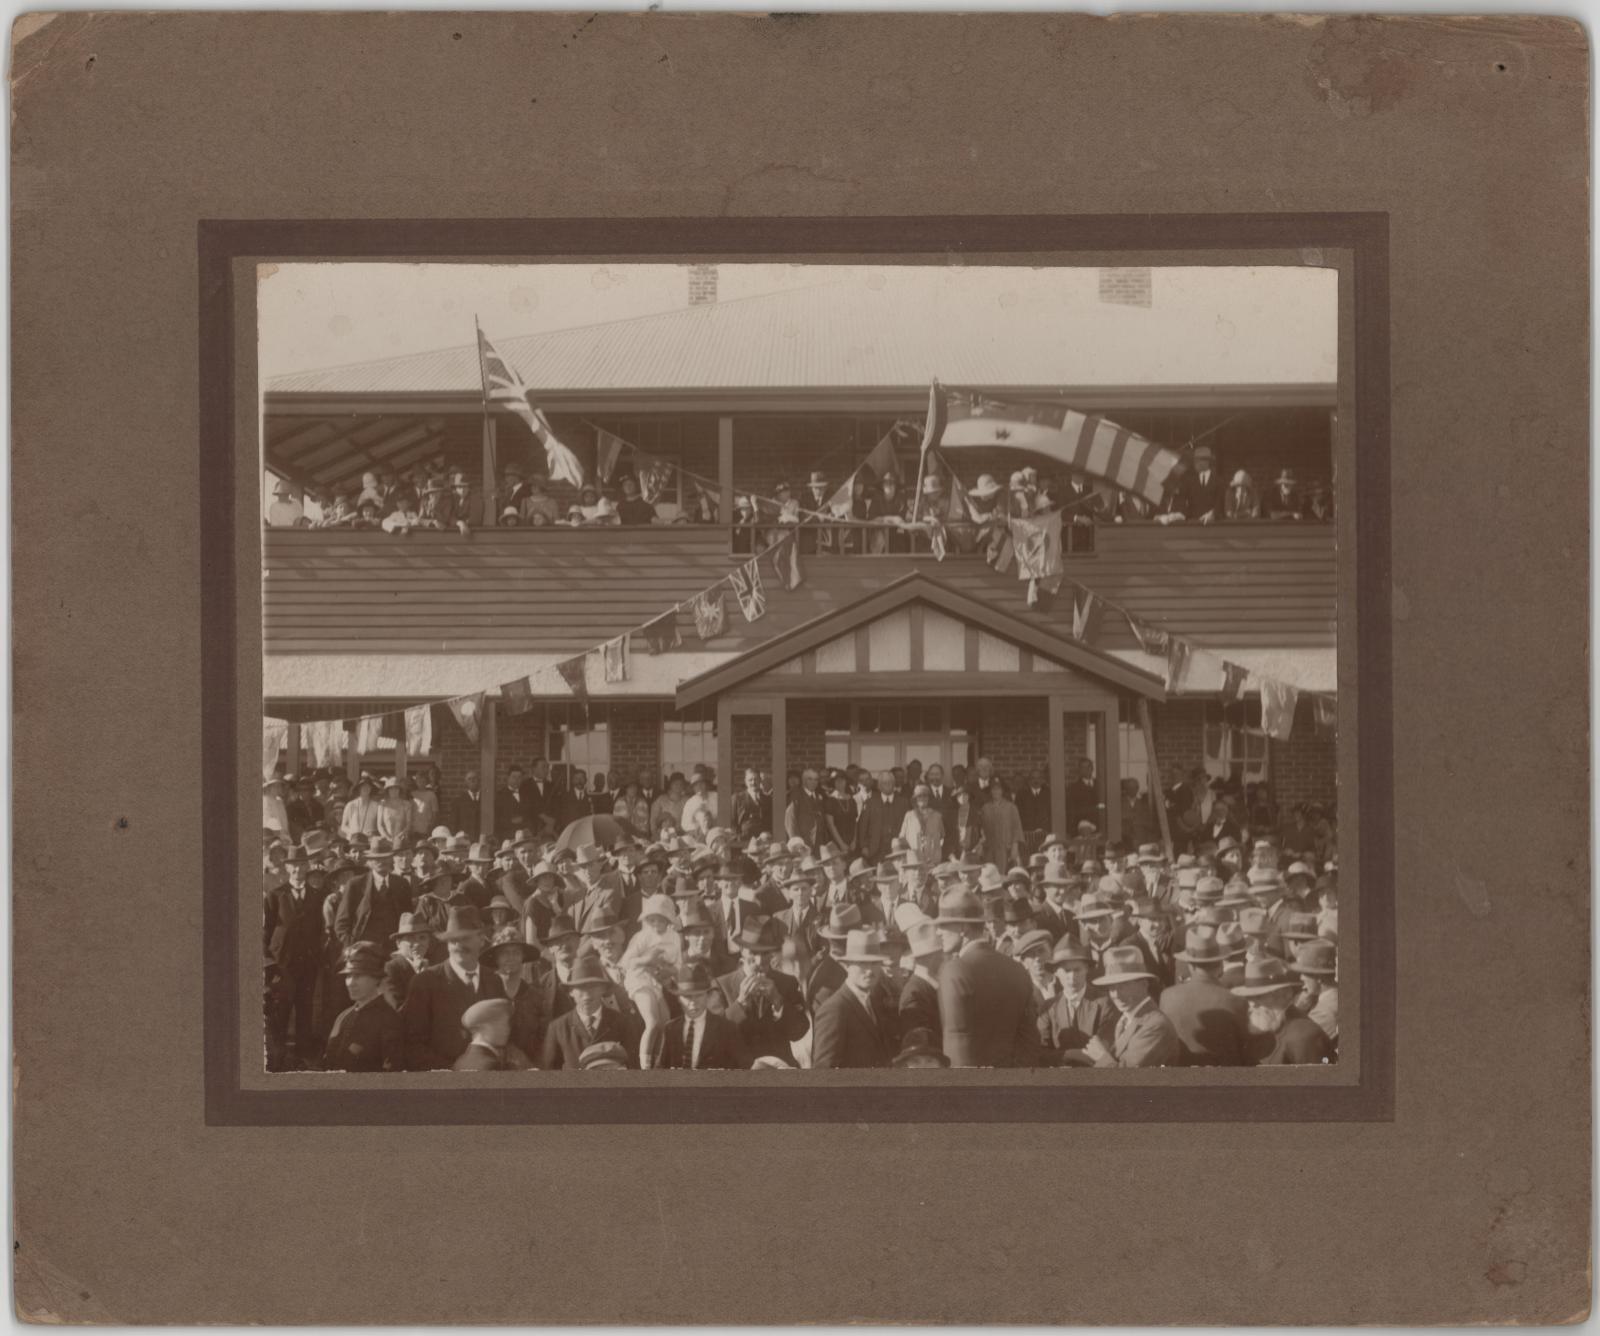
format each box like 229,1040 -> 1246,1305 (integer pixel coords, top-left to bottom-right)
263,842 -> 330,1070
453,998 -> 533,1071
323,943 -> 405,1072
541,948 -> 640,1069
784,766 -> 825,855
401,906 -> 505,1070
387,911 -> 438,993
805,902 -> 862,1011
1159,928 -> 1250,1066
1084,945 -> 1181,1068
897,917 -> 945,1039
660,962 -> 750,1070
1289,938 -> 1339,1049
1233,957 -> 1334,1065
716,917 -> 807,1066
332,837 -> 413,952
935,887 -> 1040,1068
892,1027 -> 951,1069
1263,466 -> 1303,520
1041,938 -> 1113,1063
811,929 -> 900,1069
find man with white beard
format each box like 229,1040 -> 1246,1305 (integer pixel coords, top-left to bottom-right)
1232,957 -> 1334,1064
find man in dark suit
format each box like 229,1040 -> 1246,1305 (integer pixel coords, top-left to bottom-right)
784,767 -> 825,853
1064,758 -> 1101,834
1159,929 -> 1250,1066
332,839 -> 412,950
540,948 -> 640,1069
1016,768 -> 1051,852
494,766 -> 526,842
1041,939 -> 1113,1063
935,888 -> 1041,1068
322,943 -> 405,1072
1162,442 -> 1224,523
452,770 -> 483,840
811,930 -> 899,1068
857,772 -> 909,865
661,963 -> 751,1069
401,906 -> 504,1070
731,768 -> 768,841
897,919 -> 943,1038
263,844 -> 328,1069
519,758 -> 559,836
716,918 -> 808,1065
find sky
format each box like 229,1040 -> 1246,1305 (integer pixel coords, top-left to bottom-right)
256,262 -> 1338,382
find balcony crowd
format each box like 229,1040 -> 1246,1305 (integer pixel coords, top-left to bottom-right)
265,442 -> 1336,536
264,754 -> 1339,1077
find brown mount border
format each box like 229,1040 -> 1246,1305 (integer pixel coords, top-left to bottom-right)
202,214 -> 1391,1126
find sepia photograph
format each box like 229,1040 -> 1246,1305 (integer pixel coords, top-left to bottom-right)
259,260 -> 1341,1077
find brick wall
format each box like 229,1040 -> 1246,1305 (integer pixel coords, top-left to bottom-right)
1098,267 -> 1153,308
976,699 -> 1049,780
784,699 -> 828,776
1145,699 -> 1206,780
732,713 -> 772,780
1270,700 -> 1338,812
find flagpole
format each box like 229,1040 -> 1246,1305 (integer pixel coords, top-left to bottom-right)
475,315 -> 496,527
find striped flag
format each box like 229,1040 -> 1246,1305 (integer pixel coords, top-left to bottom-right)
1165,638 -> 1192,692
919,380 -> 947,456
1260,678 -> 1298,741
731,558 -> 767,622
596,430 -> 626,483
1220,660 -> 1249,705
474,324 -> 586,488
499,675 -> 535,715
602,634 -> 631,684
769,532 -> 804,591
938,389 -> 1189,507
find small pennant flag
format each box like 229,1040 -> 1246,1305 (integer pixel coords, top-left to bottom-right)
1220,660 -> 1249,705
474,324 -> 586,488
499,675 -> 535,716
556,654 -> 589,701
985,529 -> 1015,574
635,450 -> 675,503
731,558 -> 767,622
1260,678 -> 1299,741
1011,512 -> 1063,585
446,692 -> 486,744
1070,587 -> 1104,642
304,719 -> 342,769
1127,613 -> 1170,657
1313,695 -> 1337,736
378,711 -> 406,744
691,591 -> 726,641
824,430 -> 902,514
642,608 -> 682,654
770,532 -> 804,591
596,429 -> 626,483
927,519 -> 947,562
1165,638 -> 1192,693
356,715 -> 386,754
263,718 -> 288,779
404,703 -> 433,757
602,634 -> 631,684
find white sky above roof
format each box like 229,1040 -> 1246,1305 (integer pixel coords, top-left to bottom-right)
258,262 -> 1338,391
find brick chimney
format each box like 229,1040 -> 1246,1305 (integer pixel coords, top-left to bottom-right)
1098,267 -> 1152,308
687,263 -> 719,306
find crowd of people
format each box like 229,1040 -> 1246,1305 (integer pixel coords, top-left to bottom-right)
265,753 -> 1340,1076
264,442 -> 1335,537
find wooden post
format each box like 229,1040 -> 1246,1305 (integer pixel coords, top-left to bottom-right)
344,721 -> 359,782
1046,694 -> 1067,842
716,697 -> 735,820
286,722 -> 301,777
394,736 -> 407,781
1138,697 -> 1173,860
769,697 -> 787,838
480,697 -> 498,839
1102,704 -> 1122,845
717,416 -> 734,525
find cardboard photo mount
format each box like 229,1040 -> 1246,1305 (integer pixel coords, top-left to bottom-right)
12,13 -> 1588,1325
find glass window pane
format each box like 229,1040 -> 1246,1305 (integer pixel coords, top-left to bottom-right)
824,701 -> 851,731
950,701 -> 981,733
824,739 -> 850,770
858,742 -> 897,775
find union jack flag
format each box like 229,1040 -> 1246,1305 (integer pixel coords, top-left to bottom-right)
475,324 -> 586,488
730,558 -> 767,622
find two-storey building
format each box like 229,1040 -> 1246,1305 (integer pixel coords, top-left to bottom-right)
262,266 -> 1338,843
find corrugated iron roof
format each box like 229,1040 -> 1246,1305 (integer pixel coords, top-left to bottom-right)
264,269 -> 1338,397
